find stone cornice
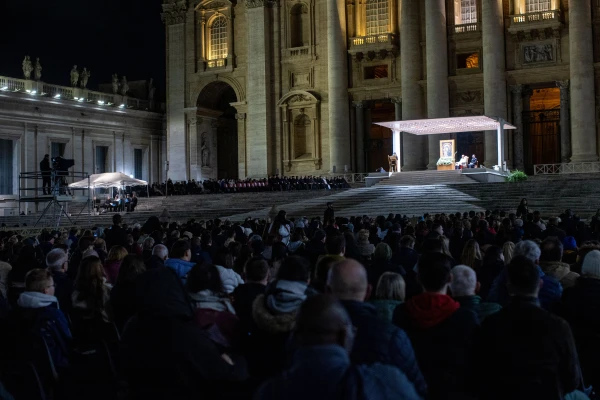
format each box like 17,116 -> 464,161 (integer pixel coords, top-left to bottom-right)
161,1 -> 188,25
244,0 -> 277,9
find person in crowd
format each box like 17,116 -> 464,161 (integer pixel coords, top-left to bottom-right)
488,240 -> 562,311
368,242 -> 404,287
475,219 -> 496,246
561,250 -> 600,391
105,213 -> 128,249
38,232 -> 55,258
460,239 -> 482,269
450,265 -> 501,322
213,247 -> 244,294
68,235 -> 95,280
127,191 -> 138,212
249,256 -> 316,379
147,244 -> 168,270
468,154 -> 477,168
311,255 -> 345,293
324,202 -> 335,225
475,256 -> 581,399
287,231 -> 306,255
0,254 -> 11,300
502,241 -> 515,265
45,248 -> 73,313
72,255 -> 112,323
328,259 -> 427,398
542,217 -> 567,241
326,232 -> 346,257
393,252 -> 479,399
305,229 -> 327,267
104,245 -> 128,285
9,269 -> 72,369
120,267 -> 245,400
141,237 -> 155,265
356,229 -> 375,260
164,239 -> 196,284
539,236 -> 580,289
516,198 -> 529,218
369,272 -> 405,322
110,255 -> 146,332
391,235 -> 419,271
255,294 -> 420,400
94,238 -> 108,263
232,257 -> 268,333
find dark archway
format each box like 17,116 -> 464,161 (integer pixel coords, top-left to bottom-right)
197,82 -> 238,179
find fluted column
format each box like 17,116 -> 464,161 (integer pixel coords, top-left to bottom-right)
556,80 -> 571,162
327,0 -> 351,173
401,0 -> 427,170
482,0 -> 507,167
425,0 -> 450,169
510,85 -> 525,170
353,101 -> 366,172
569,0 -> 598,162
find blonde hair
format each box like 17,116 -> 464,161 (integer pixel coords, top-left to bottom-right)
461,239 -> 482,268
503,241 -> 515,265
357,229 -> 370,244
94,238 -> 107,253
106,245 -> 128,263
375,272 -> 406,301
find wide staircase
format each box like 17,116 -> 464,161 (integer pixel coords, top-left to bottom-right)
378,170 -> 477,186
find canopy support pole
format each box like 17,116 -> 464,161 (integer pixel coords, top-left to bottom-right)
496,117 -> 505,170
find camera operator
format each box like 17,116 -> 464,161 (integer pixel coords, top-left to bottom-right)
40,154 -> 51,195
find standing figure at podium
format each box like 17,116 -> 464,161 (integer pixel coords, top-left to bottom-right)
469,154 -> 478,168
388,152 -> 399,173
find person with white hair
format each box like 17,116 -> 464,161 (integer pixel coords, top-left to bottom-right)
487,240 -> 563,310
46,248 -> 73,312
450,265 -> 501,322
147,244 -> 168,270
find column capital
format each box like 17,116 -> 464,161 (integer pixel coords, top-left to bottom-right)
391,97 -> 402,104
235,113 -> 246,120
188,117 -> 200,125
244,0 -> 277,9
161,1 -> 188,25
509,84 -> 523,95
556,80 -> 570,90
352,101 -> 366,109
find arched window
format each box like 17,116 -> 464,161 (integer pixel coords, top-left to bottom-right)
290,4 -> 309,48
526,0 -> 550,12
209,16 -> 228,60
294,113 -> 312,158
366,0 -> 389,36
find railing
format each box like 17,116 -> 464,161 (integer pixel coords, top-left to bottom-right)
207,58 -> 226,68
286,46 -> 310,57
88,91 -> 115,104
325,173 -> 369,183
349,33 -> 398,50
0,77 -> 26,92
534,162 -> 600,175
511,9 -> 561,24
453,22 -> 479,34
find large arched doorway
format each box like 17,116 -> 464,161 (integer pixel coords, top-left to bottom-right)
197,81 -> 238,179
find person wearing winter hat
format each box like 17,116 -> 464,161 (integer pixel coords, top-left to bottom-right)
581,249 -> 600,278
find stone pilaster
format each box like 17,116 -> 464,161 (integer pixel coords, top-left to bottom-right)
188,116 -> 199,180
244,0 -> 275,177
327,0 -> 351,173
482,0 -> 507,167
569,0 -> 597,162
162,1 -> 188,181
400,0 -> 426,170
556,80 -> 571,163
425,0 -> 450,169
353,101 -> 366,172
510,85 -> 525,170
235,112 -> 247,179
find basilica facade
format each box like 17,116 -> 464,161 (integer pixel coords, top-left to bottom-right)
162,0 -> 600,179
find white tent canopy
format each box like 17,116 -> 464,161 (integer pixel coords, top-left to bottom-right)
69,172 -> 148,189
374,116 -> 516,168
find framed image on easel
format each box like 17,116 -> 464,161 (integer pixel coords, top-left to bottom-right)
437,139 -> 456,171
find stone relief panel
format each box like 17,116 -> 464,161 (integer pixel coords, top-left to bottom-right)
523,44 -> 554,64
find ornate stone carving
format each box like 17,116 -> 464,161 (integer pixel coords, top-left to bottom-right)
513,28 -> 561,42
161,1 -> 188,25
288,94 -> 312,103
22,56 -> 33,80
199,1 -> 227,10
244,0 -> 277,9
70,65 -> 79,88
235,113 -> 246,120
524,44 -> 554,63
200,133 -> 210,167
458,91 -> 482,104
34,58 -> 42,81
80,68 -> 91,89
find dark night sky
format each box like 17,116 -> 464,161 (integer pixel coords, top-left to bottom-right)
0,0 -> 166,98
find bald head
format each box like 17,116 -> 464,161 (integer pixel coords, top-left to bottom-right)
327,259 -> 368,301
295,294 -> 352,349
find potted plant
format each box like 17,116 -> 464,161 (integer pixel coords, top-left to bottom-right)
436,157 -> 455,171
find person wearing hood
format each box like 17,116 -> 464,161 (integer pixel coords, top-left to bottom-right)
287,231 -> 306,255
329,260 -> 427,399
248,256 -> 316,380
120,267 -> 245,400
539,237 -> 579,289
393,252 -> 478,399
9,269 -> 72,369
164,240 -> 196,284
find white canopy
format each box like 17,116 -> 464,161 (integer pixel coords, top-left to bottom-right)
69,172 -> 148,189
374,116 -> 516,135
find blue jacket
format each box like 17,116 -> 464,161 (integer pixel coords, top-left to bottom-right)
254,345 -> 420,400
341,300 -> 427,398
487,266 -> 562,311
164,258 -> 196,284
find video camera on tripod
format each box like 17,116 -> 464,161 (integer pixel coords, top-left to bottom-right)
51,156 -> 75,173
51,156 -> 75,195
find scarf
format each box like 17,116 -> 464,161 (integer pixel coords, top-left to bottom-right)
405,292 -> 459,329
189,290 -> 235,314
266,280 -> 309,315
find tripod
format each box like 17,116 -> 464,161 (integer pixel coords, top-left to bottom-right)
34,171 -> 75,228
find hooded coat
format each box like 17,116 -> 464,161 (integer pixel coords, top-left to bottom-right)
120,268 -> 244,400
540,261 -> 580,289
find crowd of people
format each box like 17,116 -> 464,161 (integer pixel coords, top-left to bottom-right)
0,198 -> 600,399
147,175 -> 351,196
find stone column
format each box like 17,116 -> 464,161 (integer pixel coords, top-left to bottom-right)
327,0 -> 351,173
556,80 -> 571,163
188,116 -> 199,180
162,2 -> 188,181
401,0 -> 427,170
482,0 -> 507,167
570,0 -> 598,161
235,112 -> 247,178
510,85 -> 525,170
392,97 -> 402,120
365,106 -> 372,170
425,0 -> 450,169
245,0 -> 274,177
353,101 -> 366,172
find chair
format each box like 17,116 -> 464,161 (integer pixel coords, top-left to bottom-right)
388,155 -> 399,173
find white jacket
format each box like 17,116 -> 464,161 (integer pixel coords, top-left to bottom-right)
215,265 -> 244,294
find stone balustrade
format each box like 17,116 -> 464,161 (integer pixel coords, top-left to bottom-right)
348,33 -> 398,51
453,22 -> 479,34
510,9 -> 561,25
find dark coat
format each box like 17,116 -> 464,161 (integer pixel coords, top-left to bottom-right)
105,224 -> 128,249
232,282 -> 265,334
367,260 -> 406,287
391,247 -> 419,271
393,295 -> 479,400
120,268 -> 244,400
561,277 -> 600,390
475,296 -> 580,400
51,270 -> 73,313
110,281 -> 137,332
340,300 -> 427,398
146,254 -> 165,270
542,225 -> 567,241
476,260 -> 505,301
304,240 -> 327,268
